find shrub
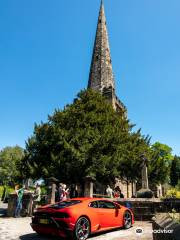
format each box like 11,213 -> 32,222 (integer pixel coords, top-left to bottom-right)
137,188 -> 153,198
165,188 -> 180,198
0,186 -> 4,198
0,185 -> 14,202
168,209 -> 180,223
41,186 -> 47,195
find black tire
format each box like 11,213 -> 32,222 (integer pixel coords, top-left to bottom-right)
36,232 -> 47,237
123,211 -> 132,229
74,217 -> 90,240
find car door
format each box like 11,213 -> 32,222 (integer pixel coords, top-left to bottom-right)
88,201 -> 101,232
96,200 -> 120,228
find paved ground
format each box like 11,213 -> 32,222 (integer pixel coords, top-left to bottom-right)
0,201 -> 153,240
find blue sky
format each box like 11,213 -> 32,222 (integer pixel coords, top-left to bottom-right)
0,0 -> 179,155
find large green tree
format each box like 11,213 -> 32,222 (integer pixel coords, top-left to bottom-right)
0,146 -> 24,184
119,129 -> 150,192
116,130 -> 150,197
21,89 -> 148,185
170,155 -> 180,187
149,142 -> 173,185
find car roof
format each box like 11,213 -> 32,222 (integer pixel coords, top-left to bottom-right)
70,197 -> 113,202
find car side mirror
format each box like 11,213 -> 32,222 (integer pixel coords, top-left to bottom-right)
115,203 -> 120,209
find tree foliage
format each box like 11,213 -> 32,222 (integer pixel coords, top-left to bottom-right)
149,142 -> 173,184
118,129 -> 150,183
170,155 -> 180,187
21,89 -> 149,184
0,146 -> 24,184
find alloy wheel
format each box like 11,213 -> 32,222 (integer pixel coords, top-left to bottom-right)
124,211 -> 132,229
75,217 -> 90,240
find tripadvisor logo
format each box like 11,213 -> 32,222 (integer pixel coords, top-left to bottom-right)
153,229 -> 173,234
135,227 -> 143,235
135,227 -> 174,235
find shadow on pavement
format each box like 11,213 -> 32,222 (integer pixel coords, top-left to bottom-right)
19,229 -> 122,240
91,228 -> 122,237
90,226 -> 137,239
19,227 -> 136,240
0,207 -> 7,217
0,201 -> 8,217
19,233 -> 61,240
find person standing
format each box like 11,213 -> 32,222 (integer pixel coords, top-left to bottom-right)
114,186 -> 120,198
106,185 -> 114,198
58,183 -> 64,201
62,184 -> 69,201
33,184 -> 41,211
14,185 -> 24,218
119,189 -> 124,198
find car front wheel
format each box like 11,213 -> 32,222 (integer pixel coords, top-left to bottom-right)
123,211 -> 132,229
74,217 -> 90,240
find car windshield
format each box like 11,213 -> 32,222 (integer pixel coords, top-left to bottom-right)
49,200 -> 81,209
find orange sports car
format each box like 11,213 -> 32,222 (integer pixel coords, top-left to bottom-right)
31,198 -> 134,240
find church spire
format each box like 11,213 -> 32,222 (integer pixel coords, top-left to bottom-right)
88,1 -> 126,114
88,0 -> 115,93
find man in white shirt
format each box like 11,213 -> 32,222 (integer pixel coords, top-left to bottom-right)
106,185 -> 114,198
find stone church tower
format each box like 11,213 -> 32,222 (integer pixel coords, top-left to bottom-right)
88,1 -> 136,198
88,0 -> 126,115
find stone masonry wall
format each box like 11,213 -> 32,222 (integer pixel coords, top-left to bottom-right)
152,214 -> 180,240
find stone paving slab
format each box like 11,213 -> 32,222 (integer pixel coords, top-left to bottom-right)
0,217 -> 153,240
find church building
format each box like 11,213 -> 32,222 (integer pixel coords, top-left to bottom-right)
87,1 -> 136,198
